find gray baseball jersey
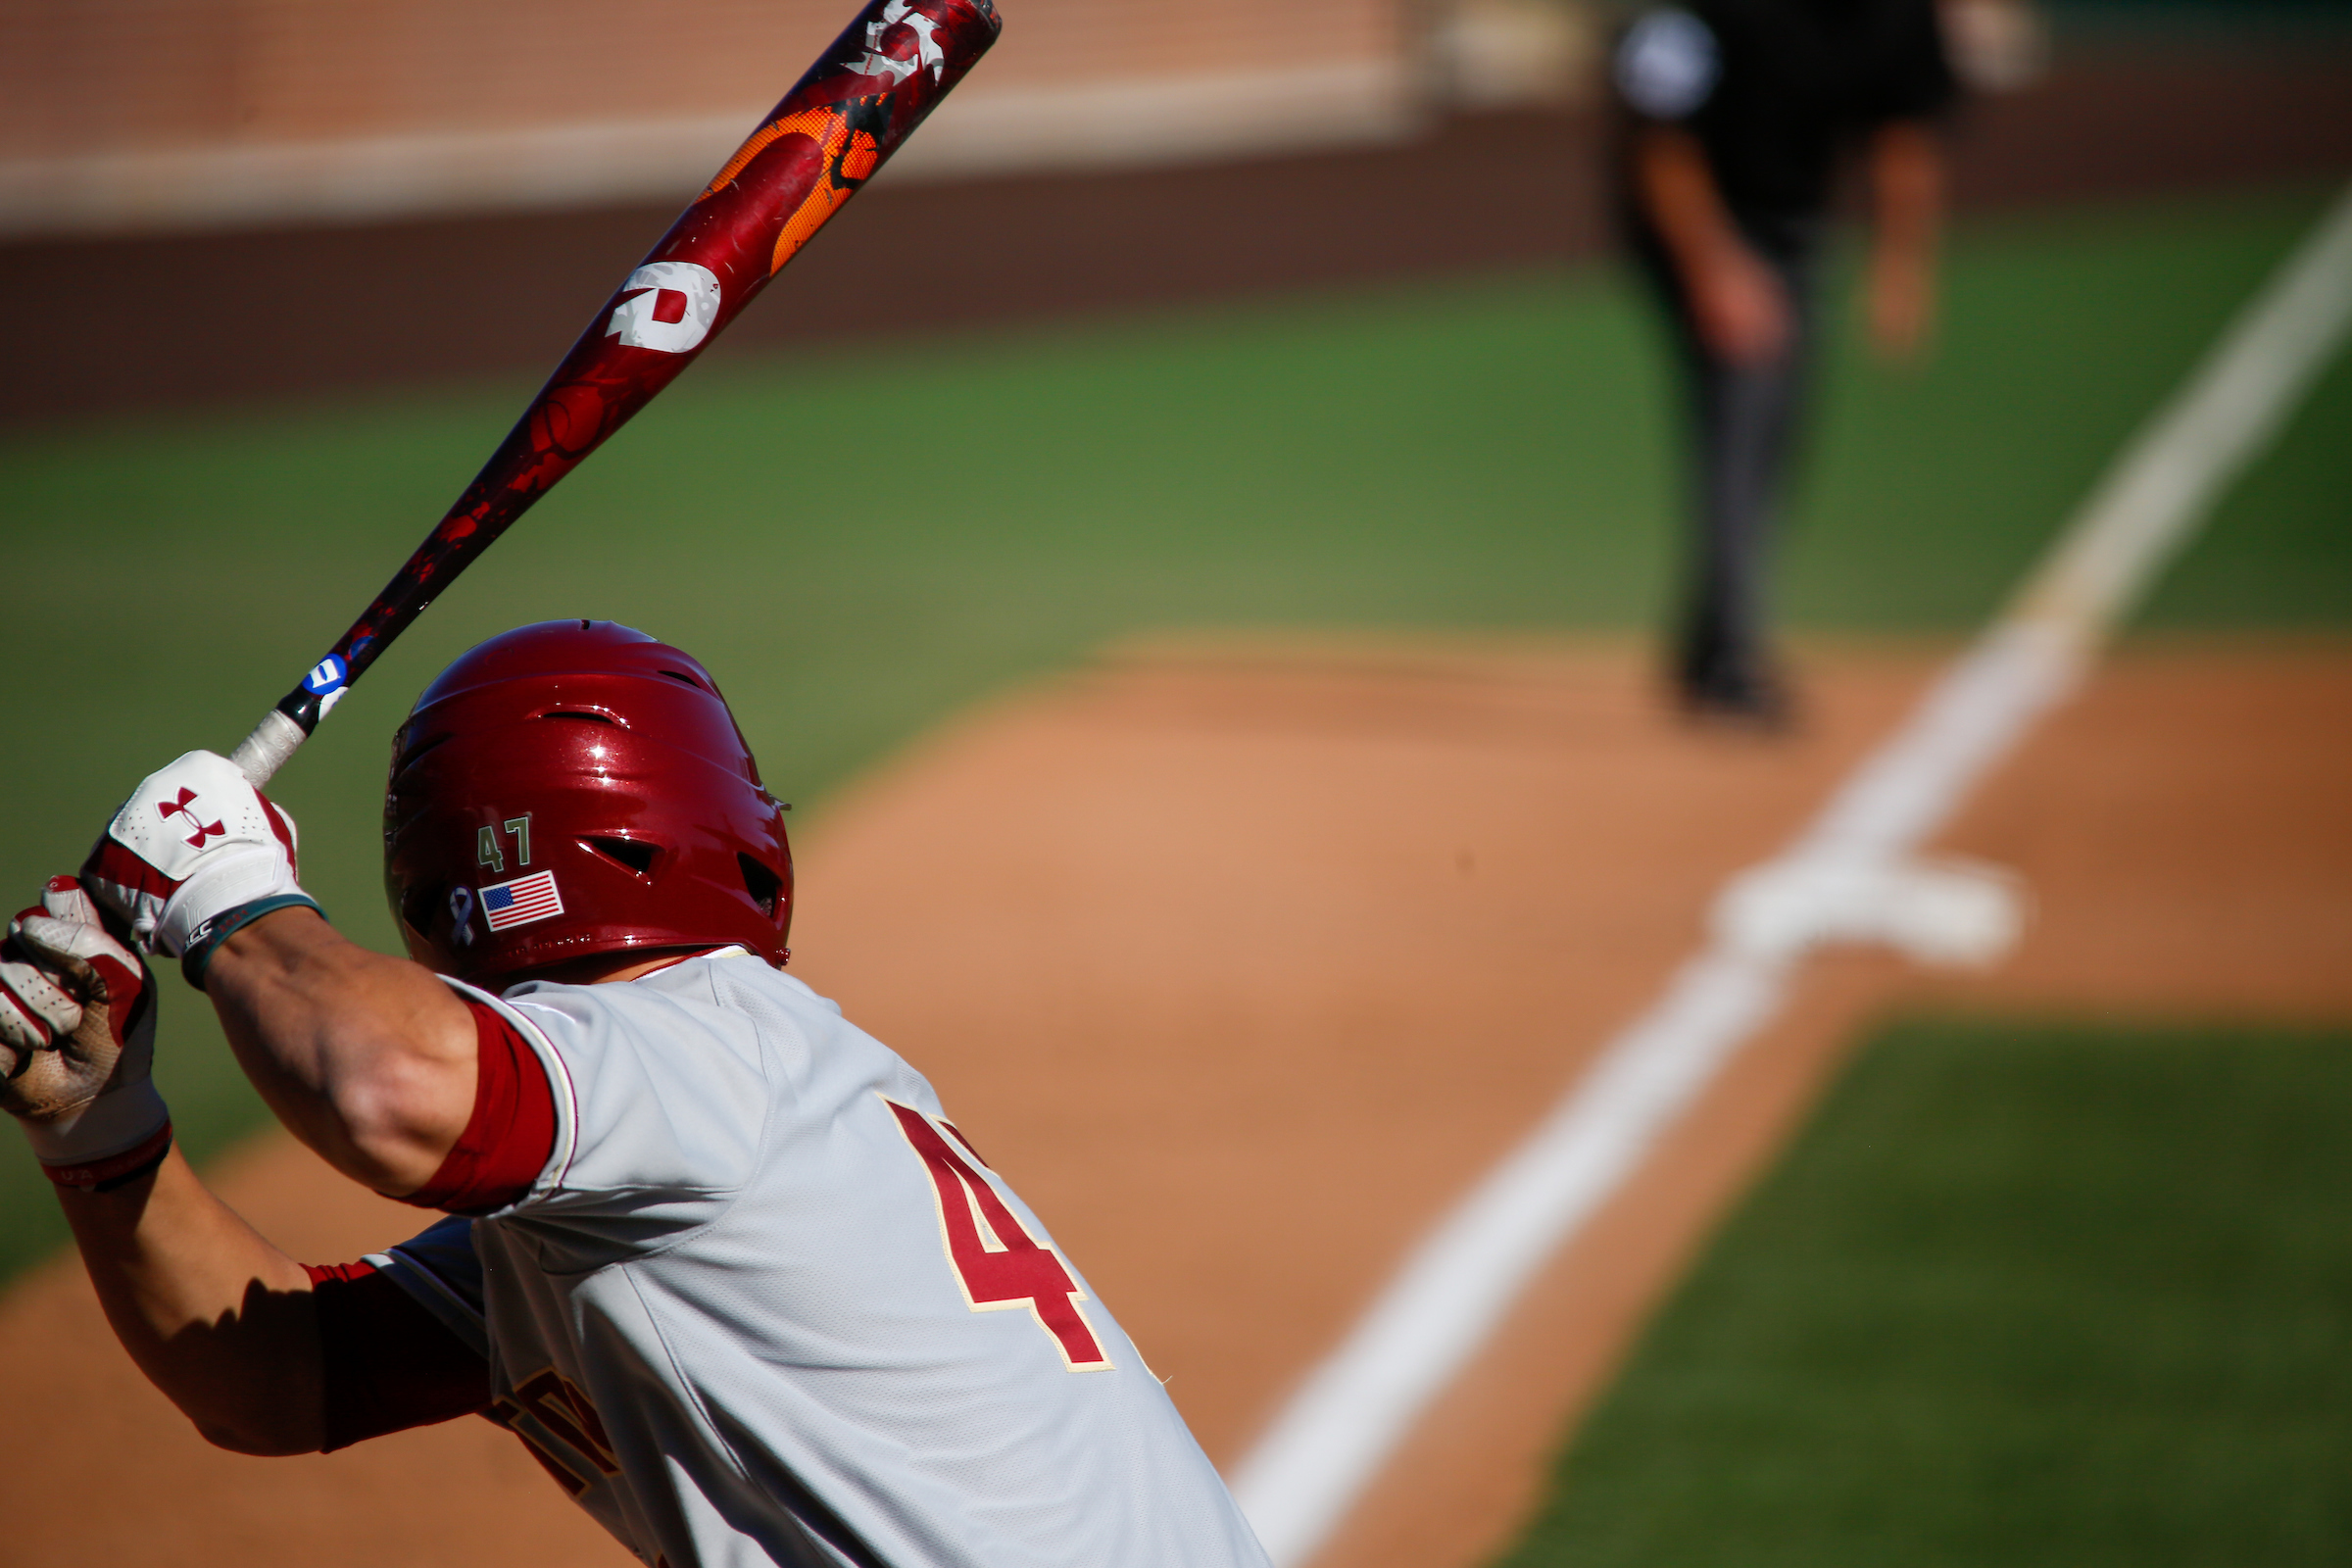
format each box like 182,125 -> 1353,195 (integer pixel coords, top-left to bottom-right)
368,950 -> 1268,1568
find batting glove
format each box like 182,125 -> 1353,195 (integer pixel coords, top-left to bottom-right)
80,750 -> 320,987
0,877 -> 172,1190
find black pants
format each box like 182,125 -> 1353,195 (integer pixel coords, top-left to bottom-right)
1634,220 -> 1820,706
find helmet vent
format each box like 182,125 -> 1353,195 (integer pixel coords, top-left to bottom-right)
660,668 -> 710,692
399,879 -> 444,941
538,709 -> 623,726
583,836 -> 659,876
739,853 -> 784,918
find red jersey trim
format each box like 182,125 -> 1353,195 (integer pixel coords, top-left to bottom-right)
402,998 -> 559,1215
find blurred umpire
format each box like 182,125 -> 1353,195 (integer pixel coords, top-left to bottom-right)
1613,0 -> 1956,724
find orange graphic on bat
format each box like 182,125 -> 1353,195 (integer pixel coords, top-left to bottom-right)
701,106 -> 883,277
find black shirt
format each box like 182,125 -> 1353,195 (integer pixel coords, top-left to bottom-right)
1615,0 -> 1956,229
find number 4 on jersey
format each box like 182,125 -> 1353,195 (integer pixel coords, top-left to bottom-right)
883,1098 -> 1111,1371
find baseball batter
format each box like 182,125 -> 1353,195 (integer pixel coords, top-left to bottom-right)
0,620 -> 1270,1568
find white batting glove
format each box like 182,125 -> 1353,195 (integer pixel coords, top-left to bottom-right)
80,750 -> 319,984
0,877 -> 172,1190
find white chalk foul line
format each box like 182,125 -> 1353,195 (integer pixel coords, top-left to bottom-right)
1229,181 -> 2352,1568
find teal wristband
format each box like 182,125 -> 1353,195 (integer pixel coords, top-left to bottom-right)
180,894 -> 323,991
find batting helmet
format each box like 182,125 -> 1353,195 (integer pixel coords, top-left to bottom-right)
383,619 -> 792,985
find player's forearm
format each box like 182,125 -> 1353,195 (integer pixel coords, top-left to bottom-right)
1868,119 -> 1942,266
204,907 -> 476,1196
1864,119 -> 1942,359
1632,123 -> 1791,364
57,1146 -> 324,1454
1633,124 -> 1752,288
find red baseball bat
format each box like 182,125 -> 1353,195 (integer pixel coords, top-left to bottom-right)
228,0 -> 1001,786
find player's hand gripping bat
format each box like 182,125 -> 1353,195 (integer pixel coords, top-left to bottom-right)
225,0 -> 1000,787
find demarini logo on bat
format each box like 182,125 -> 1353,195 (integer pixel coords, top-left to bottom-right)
606,262 -> 722,354
858,0 -> 947,83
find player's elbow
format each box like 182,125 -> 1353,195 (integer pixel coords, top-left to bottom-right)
182,1372 -> 325,1456
327,1064 -> 465,1197
314,999 -> 479,1194
193,1411 -> 320,1456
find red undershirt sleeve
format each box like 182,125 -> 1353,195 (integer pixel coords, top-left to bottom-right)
401,997 -> 559,1216
304,1261 -> 492,1450
301,999 -> 553,1451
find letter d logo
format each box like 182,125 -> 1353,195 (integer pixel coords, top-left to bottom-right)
606,262 -> 721,354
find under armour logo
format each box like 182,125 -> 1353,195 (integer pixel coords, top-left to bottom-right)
158,787 -> 225,850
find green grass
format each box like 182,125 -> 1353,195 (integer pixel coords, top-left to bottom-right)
0,184 -> 2340,1282
2137,289 -> 2352,626
1493,1017 -> 2352,1568
1786,185 -> 2352,627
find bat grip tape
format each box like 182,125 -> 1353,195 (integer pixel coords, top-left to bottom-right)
229,708 -> 311,788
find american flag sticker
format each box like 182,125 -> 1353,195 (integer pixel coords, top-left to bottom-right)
480,869 -> 564,932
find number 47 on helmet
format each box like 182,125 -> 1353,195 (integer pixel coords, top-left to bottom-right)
382,620 -> 793,985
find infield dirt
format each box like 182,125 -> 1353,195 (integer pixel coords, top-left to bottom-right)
0,636 -> 2344,1568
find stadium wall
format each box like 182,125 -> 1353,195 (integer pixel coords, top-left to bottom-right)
2,12 -> 2345,420
0,0 -> 1480,236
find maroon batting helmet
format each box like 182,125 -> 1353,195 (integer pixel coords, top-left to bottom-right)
382,619 -> 792,985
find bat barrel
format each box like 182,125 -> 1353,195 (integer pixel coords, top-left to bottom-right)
234,0 -> 1001,789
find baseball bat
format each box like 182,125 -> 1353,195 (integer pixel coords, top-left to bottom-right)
227,0 -> 1001,787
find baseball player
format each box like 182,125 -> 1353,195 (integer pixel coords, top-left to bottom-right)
0,619 -> 1271,1568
